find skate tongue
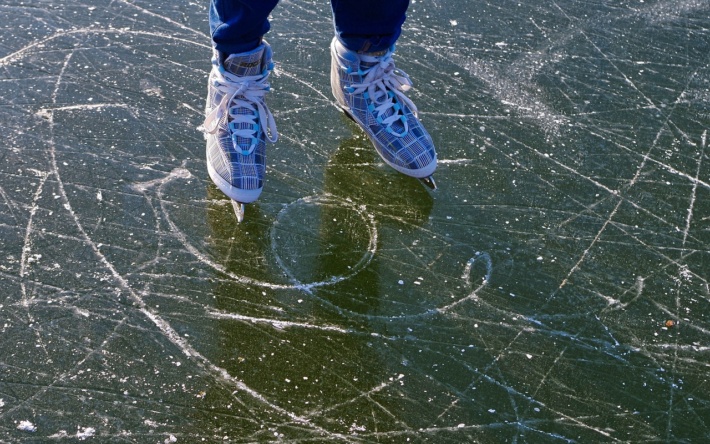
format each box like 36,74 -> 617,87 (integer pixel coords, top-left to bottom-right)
223,46 -> 267,77
358,49 -> 408,136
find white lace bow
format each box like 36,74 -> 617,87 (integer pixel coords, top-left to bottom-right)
202,67 -> 278,155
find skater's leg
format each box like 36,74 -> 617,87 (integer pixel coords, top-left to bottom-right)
330,0 -> 409,53
210,0 -> 279,55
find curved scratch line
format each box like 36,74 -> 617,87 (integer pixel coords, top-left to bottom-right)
439,254 -> 492,313
269,194 -> 378,292
461,253 -> 493,286
158,189 -> 378,291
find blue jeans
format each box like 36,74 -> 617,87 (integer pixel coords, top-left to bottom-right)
210,0 -> 410,55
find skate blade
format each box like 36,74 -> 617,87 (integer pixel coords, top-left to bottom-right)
342,109 -> 356,122
419,175 -> 437,190
231,200 -> 245,223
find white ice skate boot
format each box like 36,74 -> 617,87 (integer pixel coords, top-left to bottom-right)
330,38 -> 437,189
202,41 -> 278,221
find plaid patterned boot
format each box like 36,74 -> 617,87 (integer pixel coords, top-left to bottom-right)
330,38 -> 437,188
202,41 -> 277,220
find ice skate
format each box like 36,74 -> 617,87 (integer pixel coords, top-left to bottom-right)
330,38 -> 437,189
202,41 -> 277,222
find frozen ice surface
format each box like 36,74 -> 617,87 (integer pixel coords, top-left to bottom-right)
1,0 -> 709,442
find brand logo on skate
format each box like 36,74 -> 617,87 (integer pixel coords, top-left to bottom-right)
239,61 -> 260,68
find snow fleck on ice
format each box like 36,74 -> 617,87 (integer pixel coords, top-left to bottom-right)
17,421 -> 36,432
77,427 -> 96,440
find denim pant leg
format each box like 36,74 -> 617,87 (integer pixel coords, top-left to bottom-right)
210,0 -> 280,55
331,0 -> 410,53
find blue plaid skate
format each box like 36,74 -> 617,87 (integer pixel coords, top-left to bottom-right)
330,38 -> 436,179
202,41 -> 277,204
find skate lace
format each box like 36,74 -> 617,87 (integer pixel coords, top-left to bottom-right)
345,52 -> 417,137
202,67 -> 278,155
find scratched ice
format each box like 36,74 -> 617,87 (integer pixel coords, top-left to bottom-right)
1,0 -> 709,442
